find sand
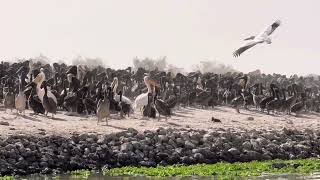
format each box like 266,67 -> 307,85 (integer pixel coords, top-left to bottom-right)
0,105 -> 319,138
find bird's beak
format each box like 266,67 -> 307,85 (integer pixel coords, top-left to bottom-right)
24,86 -> 32,93
25,82 -> 33,88
24,82 -> 34,91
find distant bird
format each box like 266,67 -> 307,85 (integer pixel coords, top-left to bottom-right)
26,82 -> 45,115
4,87 -> 15,113
41,81 -> 57,118
211,117 -> 221,123
133,75 -> 160,110
32,68 -> 57,104
15,75 -> 26,115
233,20 -> 281,57
154,87 -> 171,120
97,86 -> 110,125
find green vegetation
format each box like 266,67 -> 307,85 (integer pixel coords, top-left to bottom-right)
1,159 -> 320,179
70,169 -> 91,179
103,158 -> 320,179
0,176 -> 14,180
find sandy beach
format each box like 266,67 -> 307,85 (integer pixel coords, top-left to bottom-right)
0,105 -> 319,138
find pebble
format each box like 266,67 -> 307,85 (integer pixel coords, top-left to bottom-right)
0,121 -> 9,126
247,117 -> 254,121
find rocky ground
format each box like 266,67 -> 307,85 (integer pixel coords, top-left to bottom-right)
0,127 -> 320,176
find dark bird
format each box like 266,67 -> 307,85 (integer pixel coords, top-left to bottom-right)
142,92 -> 156,118
97,86 -> 110,125
25,82 -> 45,115
154,87 -> 171,120
118,91 -> 131,117
41,81 -> 57,118
291,93 -> 306,117
211,117 -> 221,123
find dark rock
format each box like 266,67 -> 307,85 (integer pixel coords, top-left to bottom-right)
193,153 -> 205,162
247,117 -> 254,121
0,121 -> 9,126
293,163 -> 300,169
41,167 -> 52,174
184,141 -> 196,149
158,135 -> 169,143
228,148 -> 241,156
181,156 -> 192,164
211,117 -> 221,122
120,142 -> 133,152
139,160 -> 156,167
157,153 -> 169,160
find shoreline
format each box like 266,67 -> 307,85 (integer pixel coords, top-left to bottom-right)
0,127 -> 320,176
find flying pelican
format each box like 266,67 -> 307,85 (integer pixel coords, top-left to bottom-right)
233,20 -> 281,57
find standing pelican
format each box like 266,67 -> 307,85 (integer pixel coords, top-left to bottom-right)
111,77 -> 132,105
133,75 -> 160,110
32,68 -> 57,104
233,20 -> 281,57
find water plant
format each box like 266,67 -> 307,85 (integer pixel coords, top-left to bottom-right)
70,169 -> 91,179
103,158 -> 320,179
0,176 -> 14,180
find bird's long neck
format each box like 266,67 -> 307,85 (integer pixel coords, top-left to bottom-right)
18,76 -> 22,92
113,82 -> 118,95
29,88 -> 34,99
144,78 -> 151,93
43,84 -> 48,95
282,89 -> 286,100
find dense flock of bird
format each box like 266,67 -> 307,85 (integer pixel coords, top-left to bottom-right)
0,59 -> 319,125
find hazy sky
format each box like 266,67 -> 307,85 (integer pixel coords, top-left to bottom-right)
0,0 -> 319,75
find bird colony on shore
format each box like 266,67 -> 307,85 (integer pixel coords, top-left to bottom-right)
0,59 -> 319,124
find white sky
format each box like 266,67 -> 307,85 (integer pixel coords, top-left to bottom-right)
0,0 -> 319,75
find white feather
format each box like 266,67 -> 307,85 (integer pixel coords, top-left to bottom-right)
36,85 -> 58,104
234,20 -> 281,57
114,94 -> 132,104
34,71 -> 58,104
133,93 -> 149,110
15,91 -> 26,111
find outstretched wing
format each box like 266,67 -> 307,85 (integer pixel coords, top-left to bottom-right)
257,20 -> 281,39
233,41 -> 260,57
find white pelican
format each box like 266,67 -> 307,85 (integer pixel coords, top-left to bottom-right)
15,76 -> 27,114
233,20 -> 281,57
33,68 -> 58,104
133,75 -> 160,110
111,77 -> 132,104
